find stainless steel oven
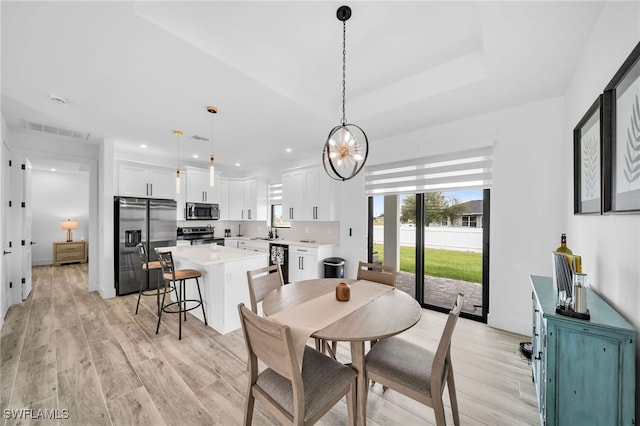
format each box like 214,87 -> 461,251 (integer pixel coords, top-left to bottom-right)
177,226 -> 224,246
185,202 -> 219,221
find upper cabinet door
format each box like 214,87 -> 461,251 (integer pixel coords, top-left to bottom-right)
304,168 -> 338,221
118,162 -> 176,199
282,170 -> 305,220
281,167 -> 338,221
218,177 -> 229,220
228,180 -> 245,220
149,168 -> 176,199
185,167 -> 210,203
118,163 -> 150,197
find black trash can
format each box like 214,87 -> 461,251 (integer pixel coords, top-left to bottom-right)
324,257 -> 346,278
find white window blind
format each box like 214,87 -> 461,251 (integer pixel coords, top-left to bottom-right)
269,183 -> 283,203
364,146 -> 493,196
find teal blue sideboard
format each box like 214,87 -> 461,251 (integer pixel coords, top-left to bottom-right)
530,275 -> 636,426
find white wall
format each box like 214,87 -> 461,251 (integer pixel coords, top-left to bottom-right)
563,2 -> 640,416
31,169 -> 89,265
337,97 -> 565,335
8,130 -> 101,295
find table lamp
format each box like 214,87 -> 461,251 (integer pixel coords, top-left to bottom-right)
60,219 -> 78,242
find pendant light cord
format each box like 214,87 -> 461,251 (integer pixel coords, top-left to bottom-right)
341,19 -> 347,126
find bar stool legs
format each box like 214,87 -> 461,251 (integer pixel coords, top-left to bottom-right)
155,249 -> 208,340
155,276 -> 208,340
135,243 -> 173,316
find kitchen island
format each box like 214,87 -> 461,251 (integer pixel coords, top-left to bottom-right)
155,244 -> 268,334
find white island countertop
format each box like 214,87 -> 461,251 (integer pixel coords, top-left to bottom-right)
155,243 -> 269,334
156,244 -> 267,266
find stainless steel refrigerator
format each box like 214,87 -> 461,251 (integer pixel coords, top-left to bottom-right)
114,197 -> 177,296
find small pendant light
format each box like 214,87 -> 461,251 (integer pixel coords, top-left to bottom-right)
173,129 -> 183,194
207,105 -> 218,187
322,5 -> 369,181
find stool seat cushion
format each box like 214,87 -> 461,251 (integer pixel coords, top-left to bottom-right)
164,269 -> 202,281
143,261 -> 162,270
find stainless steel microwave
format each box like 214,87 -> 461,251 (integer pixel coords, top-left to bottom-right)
185,202 -> 220,220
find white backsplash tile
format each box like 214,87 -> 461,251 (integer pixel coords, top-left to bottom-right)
177,220 -> 340,244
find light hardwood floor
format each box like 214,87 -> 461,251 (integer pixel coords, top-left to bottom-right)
1,264 -> 539,425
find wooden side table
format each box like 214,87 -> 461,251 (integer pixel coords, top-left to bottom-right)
53,241 -> 87,266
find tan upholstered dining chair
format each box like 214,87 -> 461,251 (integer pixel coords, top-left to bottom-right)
356,261 -> 396,286
364,293 -> 464,426
238,303 -> 357,425
246,264 -> 284,314
326,261 -> 398,360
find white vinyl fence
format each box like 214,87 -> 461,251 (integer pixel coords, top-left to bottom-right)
373,225 -> 483,253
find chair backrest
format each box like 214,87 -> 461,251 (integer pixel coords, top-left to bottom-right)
137,242 -> 149,266
246,264 -> 284,313
238,303 -> 301,385
432,293 -> 464,387
155,249 -> 176,280
356,261 -> 396,286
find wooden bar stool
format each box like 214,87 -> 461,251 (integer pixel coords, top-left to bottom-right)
135,243 -> 173,316
155,249 -> 208,340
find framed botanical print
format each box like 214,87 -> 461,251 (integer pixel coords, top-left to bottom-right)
603,41 -> 640,213
574,96 -> 603,214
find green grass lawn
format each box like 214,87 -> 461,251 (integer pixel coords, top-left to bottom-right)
373,244 -> 482,283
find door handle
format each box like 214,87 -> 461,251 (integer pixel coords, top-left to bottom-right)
30,241 -> 36,245
3,251 -> 11,255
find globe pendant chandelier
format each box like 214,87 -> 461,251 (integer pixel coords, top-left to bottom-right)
322,5 -> 369,181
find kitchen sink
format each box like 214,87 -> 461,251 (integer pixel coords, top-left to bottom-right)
251,237 -> 276,241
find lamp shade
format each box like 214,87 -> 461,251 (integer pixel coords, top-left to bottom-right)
60,220 -> 78,230
61,219 -> 78,242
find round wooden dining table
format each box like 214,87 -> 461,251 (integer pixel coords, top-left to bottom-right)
262,278 -> 422,426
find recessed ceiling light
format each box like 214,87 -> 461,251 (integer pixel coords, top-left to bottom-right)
235,163 -> 241,167
286,148 -> 292,153
192,154 -> 199,159
50,168 -> 56,172
140,144 -> 147,148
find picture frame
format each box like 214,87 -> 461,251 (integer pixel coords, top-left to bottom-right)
603,41 -> 640,213
573,95 -> 603,214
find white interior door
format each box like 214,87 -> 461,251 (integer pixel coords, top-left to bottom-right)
21,158 -> 32,300
1,142 -> 13,318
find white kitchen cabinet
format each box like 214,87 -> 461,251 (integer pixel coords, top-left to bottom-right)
184,167 -> 219,203
118,162 -> 176,199
226,177 -> 268,221
238,240 -> 269,253
282,169 -> 304,220
218,178 -> 230,220
304,167 -> 338,221
227,180 -> 245,220
224,238 -> 240,249
288,245 -> 334,282
281,167 -> 338,221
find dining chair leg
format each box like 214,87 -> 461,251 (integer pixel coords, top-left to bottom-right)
447,366 -> 460,425
243,389 -> 255,426
195,278 -> 208,326
346,380 -> 356,426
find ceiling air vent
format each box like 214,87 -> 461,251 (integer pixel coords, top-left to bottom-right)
190,134 -> 209,141
21,119 -> 91,141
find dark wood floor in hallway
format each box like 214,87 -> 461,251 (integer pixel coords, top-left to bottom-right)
0,264 -> 538,425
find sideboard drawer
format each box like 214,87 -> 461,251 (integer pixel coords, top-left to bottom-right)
53,241 -> 87,266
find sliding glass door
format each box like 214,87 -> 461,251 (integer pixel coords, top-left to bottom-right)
368,189 -> 489,322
